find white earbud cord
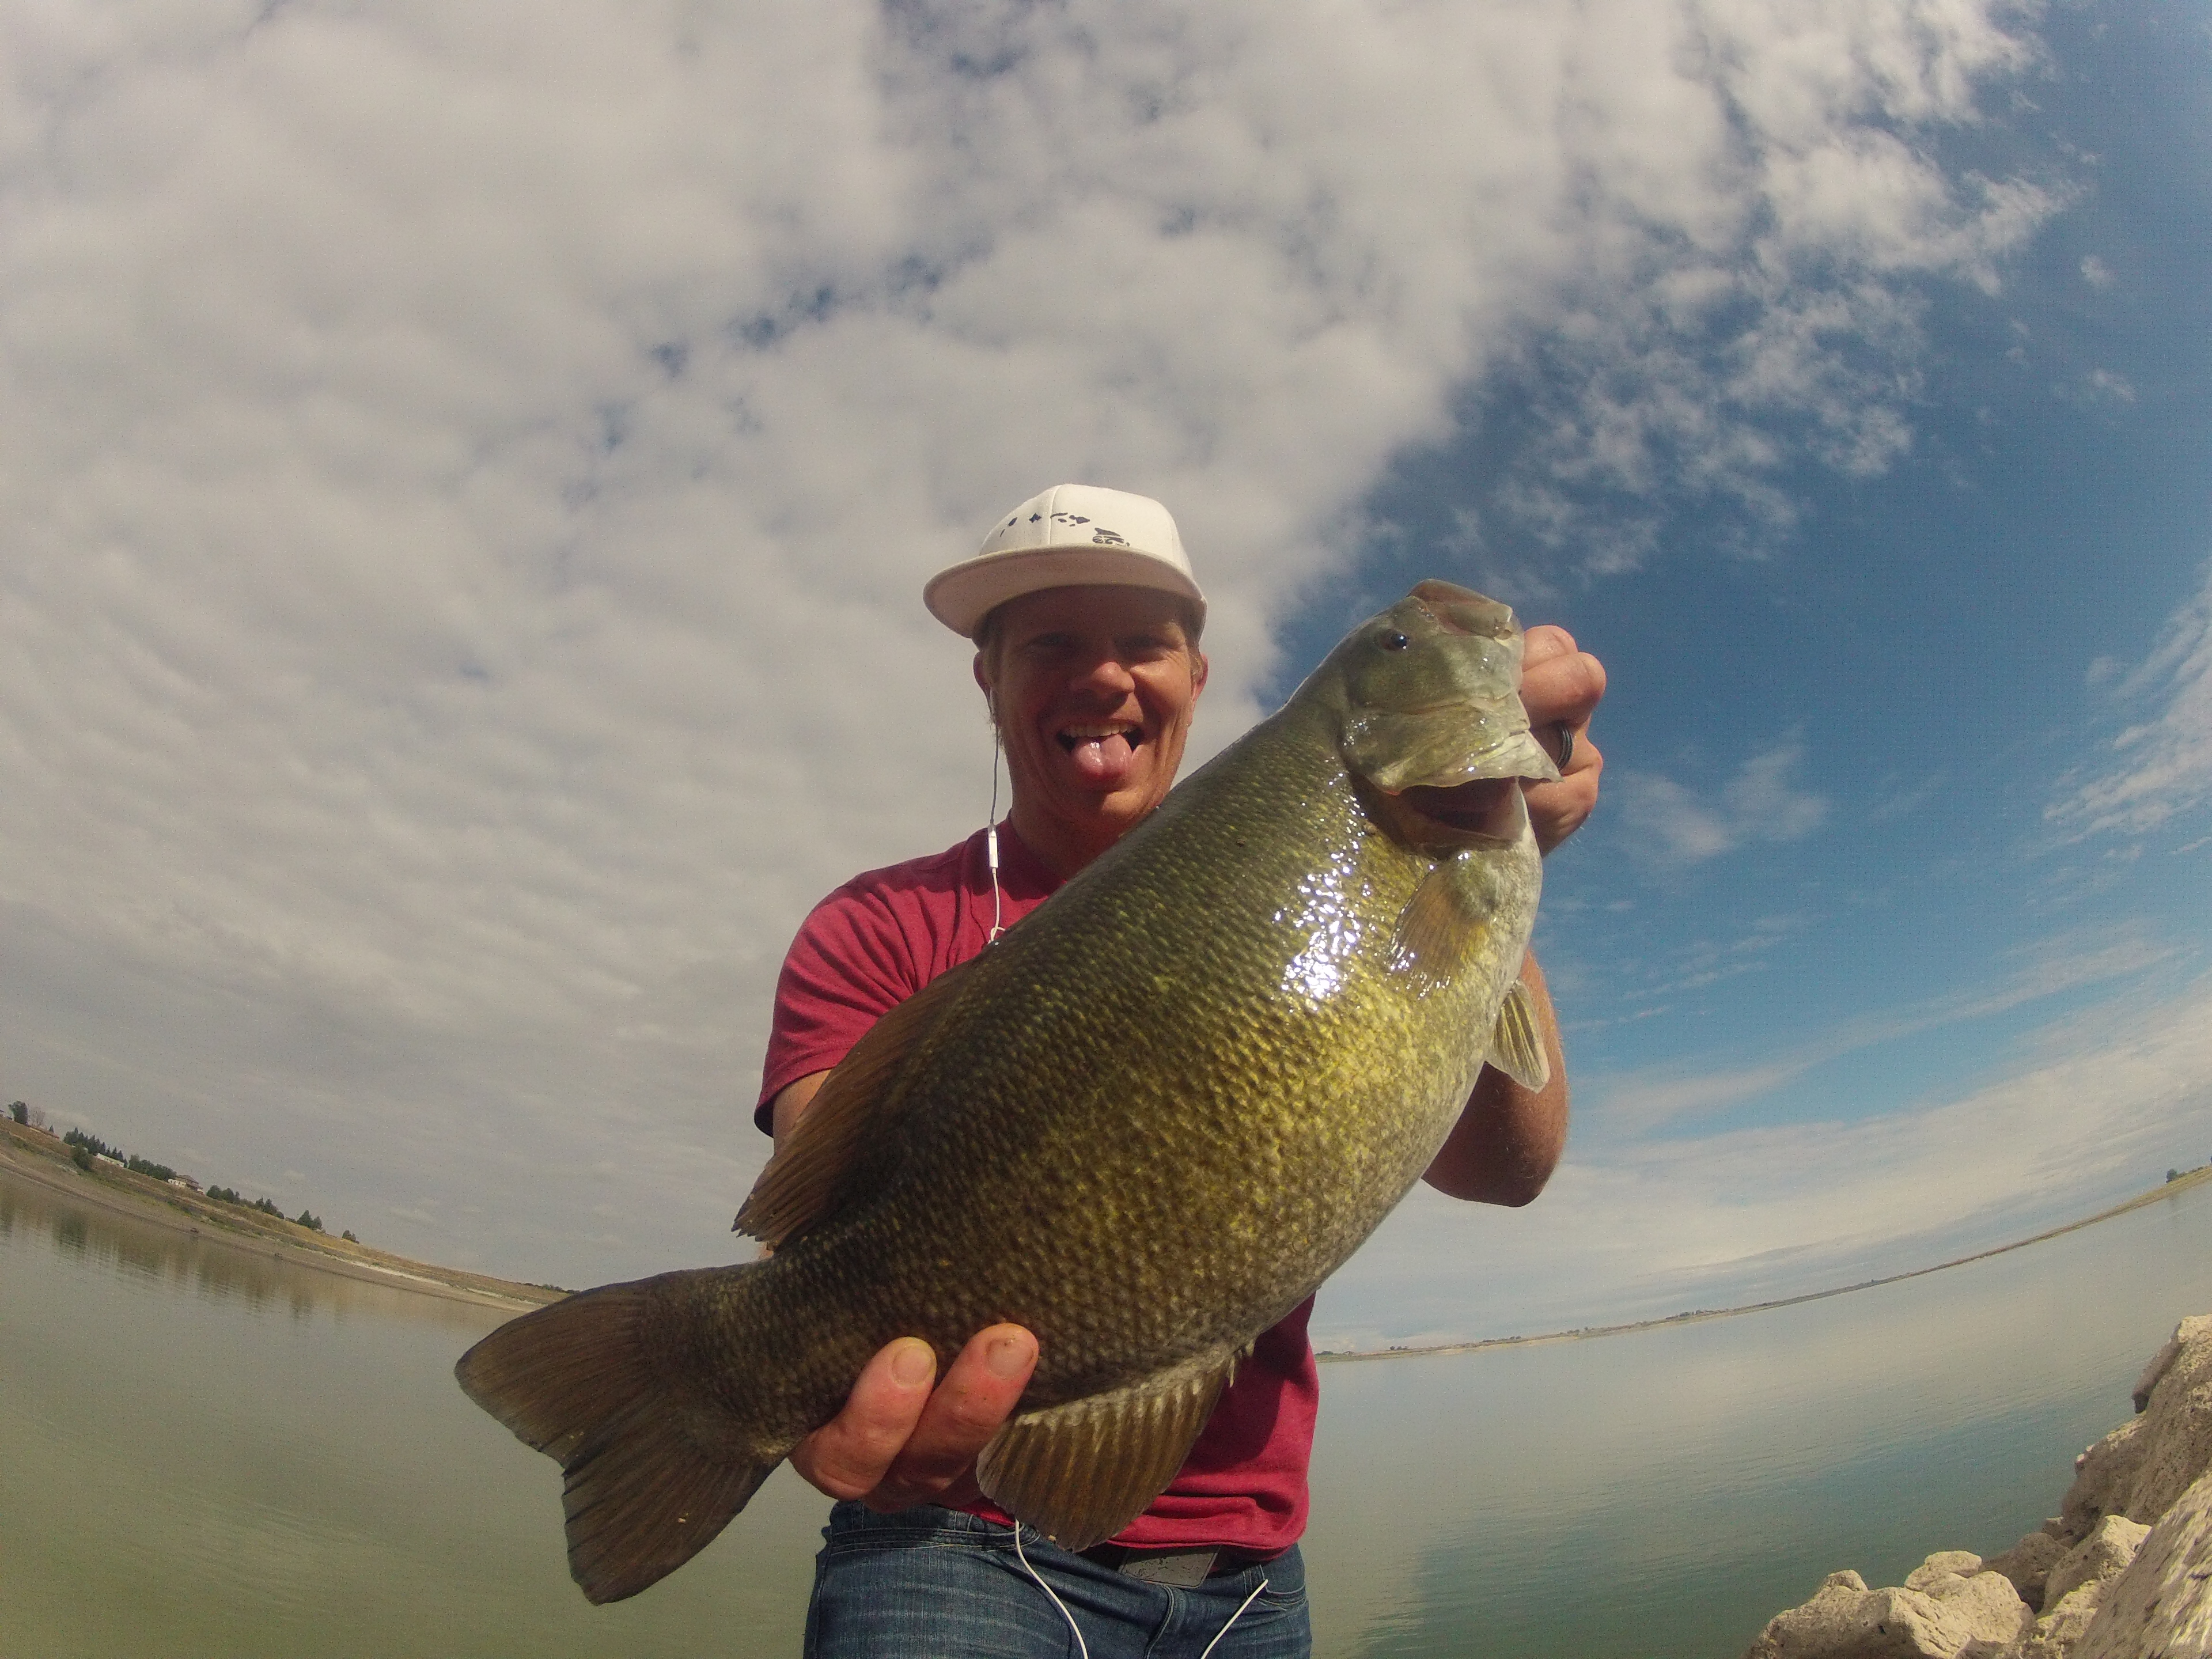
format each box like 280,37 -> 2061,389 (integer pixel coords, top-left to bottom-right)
1197,1575 -> 1272,1659
1008,1522 -> 1272,1659
1011,1524 -> 1090,1659
985,708 -> 1005,944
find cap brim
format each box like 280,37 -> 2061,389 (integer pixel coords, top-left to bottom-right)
924,547 -> 1207,638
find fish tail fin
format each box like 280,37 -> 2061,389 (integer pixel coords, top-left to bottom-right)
455,1270 -> 778,1604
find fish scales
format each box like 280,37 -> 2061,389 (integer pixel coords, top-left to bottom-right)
456,579 -> 1559,1603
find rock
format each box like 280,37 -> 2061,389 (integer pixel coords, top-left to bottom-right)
2041,1515 -> 2149,1609
2062,1315 -> 2212,1536
1742,1565 -> 2029,1659
1924,1571 -> 2033,1652
1908,1552 -> 1984,1591
2073,1465 -> 2212,1659
1979,1529 -> 2067,1611
2135,1330 -> 2185,1413
1747,1316 -> 2212,1659
2010,1581 -> 2107,1659
2063,1420 -> 2147,1540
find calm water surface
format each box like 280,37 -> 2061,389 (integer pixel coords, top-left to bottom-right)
5,1166 -> 2210,1658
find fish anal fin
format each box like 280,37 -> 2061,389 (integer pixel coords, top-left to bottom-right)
1488,979 -> 1550,1093
735,960 -> 973,1247
975,1347 -> 1242,1551
454,1270 -> 778,1603
1388,858 -> 1491,991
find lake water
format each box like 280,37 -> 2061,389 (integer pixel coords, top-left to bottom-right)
6,1166 -> 2210,1658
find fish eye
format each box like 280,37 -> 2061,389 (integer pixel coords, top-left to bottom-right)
1381,631 -> 1410,651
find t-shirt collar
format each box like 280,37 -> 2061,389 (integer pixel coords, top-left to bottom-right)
989,817 -> 1062,901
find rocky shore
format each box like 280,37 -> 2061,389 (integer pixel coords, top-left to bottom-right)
1743,1315 -> 2212,1659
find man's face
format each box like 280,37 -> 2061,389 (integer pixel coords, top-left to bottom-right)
974,585 -> 1208,872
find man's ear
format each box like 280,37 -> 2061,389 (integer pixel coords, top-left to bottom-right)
1190,650 -> 1209,703
973,652 -> 996,720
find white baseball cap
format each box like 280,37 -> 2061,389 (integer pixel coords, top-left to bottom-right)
924,484 -> 1207,639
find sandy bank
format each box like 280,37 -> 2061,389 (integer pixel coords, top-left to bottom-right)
0,1119 -> 562,1313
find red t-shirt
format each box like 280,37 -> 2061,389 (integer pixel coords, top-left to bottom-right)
759,821 -> 1319,1554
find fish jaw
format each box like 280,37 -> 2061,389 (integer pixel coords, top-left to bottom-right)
1308,580 -> 1560,798
1346,712 -> 1559,794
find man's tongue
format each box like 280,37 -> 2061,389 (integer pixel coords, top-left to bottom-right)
1065,730 -> 1137,783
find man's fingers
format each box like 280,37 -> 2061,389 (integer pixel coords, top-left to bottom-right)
1518,630 -> 1608,857
1522,623 -> 1579,664
869,1324 -> 1037,1513
1520,644 -> 1608,734
788,1336 -> 938,1502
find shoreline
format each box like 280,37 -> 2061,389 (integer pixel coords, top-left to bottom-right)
0,1120 -> 562,1314
1317,1164 -> 2212,1363
14,1109 -> 2204,1344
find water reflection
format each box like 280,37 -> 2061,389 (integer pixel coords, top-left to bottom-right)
0,1165 -> 505,1331
6,1160 -> 2211,1659
0,1162 -> 828,1659
1302,1181 -> 2212,1658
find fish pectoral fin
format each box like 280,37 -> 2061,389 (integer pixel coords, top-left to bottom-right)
735,958 -> 975,1247
975,1346 -> 1243,1552
1388,857 -> 1491,991
1487,979 -> 1550,1093
454,1272 -> 777,1604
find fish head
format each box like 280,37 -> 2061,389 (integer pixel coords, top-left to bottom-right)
1324,579 -> 1560,841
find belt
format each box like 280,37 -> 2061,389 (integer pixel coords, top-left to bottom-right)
1076,1543 -> 1261,1588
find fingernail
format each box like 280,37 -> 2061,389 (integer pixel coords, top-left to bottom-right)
986,1334 -> 1031,1378
891,1340 -> 934,1387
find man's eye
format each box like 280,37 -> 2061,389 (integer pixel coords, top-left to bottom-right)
1381,631 -> 1410,651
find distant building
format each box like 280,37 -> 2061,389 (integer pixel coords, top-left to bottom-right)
94,1153 -> 125,1169
167,1176 -> 202,1192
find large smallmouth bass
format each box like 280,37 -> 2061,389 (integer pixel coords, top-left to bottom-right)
456,579 -> 1561,1602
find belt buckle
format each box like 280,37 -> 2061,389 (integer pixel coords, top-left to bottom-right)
1118,1548 -> 1218,1589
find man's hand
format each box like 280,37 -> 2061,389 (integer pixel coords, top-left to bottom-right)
789,1324 -> 1038,1512
1520,624 -> 1607,855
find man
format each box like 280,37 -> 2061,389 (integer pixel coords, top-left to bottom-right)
756,484 -> 1607,1656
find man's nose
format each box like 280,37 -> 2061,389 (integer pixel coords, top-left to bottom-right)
1068,649 -> 1138,695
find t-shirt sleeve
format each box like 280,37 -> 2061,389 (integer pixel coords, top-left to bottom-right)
756,886 -> 929,1134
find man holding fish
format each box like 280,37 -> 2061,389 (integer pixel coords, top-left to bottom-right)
759,484 -> 1607,1656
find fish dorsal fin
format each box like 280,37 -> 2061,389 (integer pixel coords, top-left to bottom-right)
1388,856 -> 1492,991
734,960 -> 972,1247
975,1346 -> 1244,1551
1488,979 -> 1550,1093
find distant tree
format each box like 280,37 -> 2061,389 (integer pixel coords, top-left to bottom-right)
71,1146 -> 93,1173
63,1128 -> 125,1162
296,1210 -> 324,1232
8,1101 -> 25,1125
341,1230 -> 357,1243
126,1155 -> 176,1182
250,1196 -> 283,1218
206,1185 -> 241,1204
2171,1169 -> 2183,1183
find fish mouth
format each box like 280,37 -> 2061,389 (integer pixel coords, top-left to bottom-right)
1393,779 -> 1523,838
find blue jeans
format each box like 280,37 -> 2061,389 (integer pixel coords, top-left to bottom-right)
803,1502 -> 1312,1658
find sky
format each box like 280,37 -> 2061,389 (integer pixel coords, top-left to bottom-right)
2,0 -> 2207,1345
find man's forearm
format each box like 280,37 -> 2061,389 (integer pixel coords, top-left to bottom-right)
1422,951 -> 1568,1205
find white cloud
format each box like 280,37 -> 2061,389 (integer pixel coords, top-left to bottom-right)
2048,560 -> 2212,843
0,0 -> 2050,1283
1614,739 -> 1830,865
1580,925 -> 2182,1135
